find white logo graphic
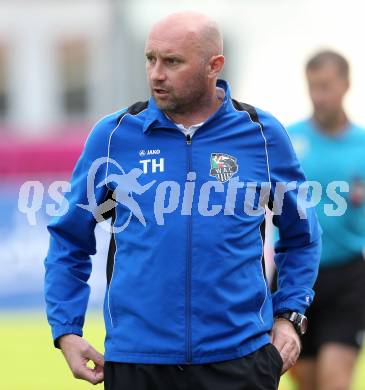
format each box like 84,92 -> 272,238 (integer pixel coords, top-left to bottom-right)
16,159 -> 350,227
77,157 -> 156,233
147,149 -> 160,155
139,149 -> 160,157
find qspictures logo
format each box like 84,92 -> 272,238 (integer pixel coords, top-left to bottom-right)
16,154 -> 355,233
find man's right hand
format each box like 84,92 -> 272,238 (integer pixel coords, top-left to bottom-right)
59,334 -> 104,385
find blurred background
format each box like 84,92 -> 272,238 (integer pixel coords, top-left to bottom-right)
0,0 -> 364,389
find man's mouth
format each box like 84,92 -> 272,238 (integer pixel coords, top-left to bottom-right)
153,88 -> 169,97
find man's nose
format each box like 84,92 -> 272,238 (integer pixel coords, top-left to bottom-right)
310,89 -> 326,106
150,61 -> 166,82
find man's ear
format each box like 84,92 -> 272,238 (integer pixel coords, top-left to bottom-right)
344,77 -> 350,93
207,55 -> 225,79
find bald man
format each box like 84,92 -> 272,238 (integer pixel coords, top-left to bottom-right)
44,11 -> 321,390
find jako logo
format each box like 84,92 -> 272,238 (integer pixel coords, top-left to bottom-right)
139,149 -> 160,157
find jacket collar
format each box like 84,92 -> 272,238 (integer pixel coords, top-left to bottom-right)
143,79 -> 232,134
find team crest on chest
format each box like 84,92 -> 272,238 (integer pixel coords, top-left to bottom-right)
209,153 -> 238,182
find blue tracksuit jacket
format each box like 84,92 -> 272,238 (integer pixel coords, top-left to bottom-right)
44,79 -> 321,364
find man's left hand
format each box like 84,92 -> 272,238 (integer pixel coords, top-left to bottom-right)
270,317 -> 301,374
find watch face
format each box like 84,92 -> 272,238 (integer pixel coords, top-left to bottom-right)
299,316 -> 308,335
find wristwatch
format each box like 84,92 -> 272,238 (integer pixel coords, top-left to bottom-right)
276,311 -> 308,336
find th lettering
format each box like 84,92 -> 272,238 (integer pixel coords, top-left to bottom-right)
139,158 -> 165,174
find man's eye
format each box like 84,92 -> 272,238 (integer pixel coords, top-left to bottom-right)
166,58 -> 178,64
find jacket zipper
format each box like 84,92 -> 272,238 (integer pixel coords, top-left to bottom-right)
185,133 -> 192,363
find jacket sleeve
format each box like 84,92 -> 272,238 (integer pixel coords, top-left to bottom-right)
44,114 -> 120,347
257,109 -> 322,316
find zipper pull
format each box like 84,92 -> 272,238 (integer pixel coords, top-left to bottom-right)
186,134 -> 192,145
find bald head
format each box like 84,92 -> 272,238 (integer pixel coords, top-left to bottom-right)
145,11 -> 225,117
148,11 -> 223,61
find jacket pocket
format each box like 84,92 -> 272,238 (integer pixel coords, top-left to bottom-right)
257,259 -> 268,324
106,234 -> 118,328
107,281 -> 116,327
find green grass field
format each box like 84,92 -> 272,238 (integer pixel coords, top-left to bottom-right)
1,311 -> 364,390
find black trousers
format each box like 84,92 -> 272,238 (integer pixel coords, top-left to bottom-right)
104,343 -> 283,390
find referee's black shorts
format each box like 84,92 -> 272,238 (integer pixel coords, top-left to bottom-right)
300,254 -> 365,358
104,343 -> 283,390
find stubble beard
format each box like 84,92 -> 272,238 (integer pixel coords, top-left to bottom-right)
152,73 -> 209,115
315,109 -> 344,130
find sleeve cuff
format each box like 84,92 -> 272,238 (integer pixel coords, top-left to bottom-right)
272,298 -> 309,317
52,325 -> 83,349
